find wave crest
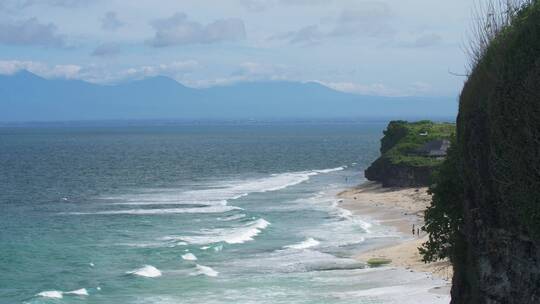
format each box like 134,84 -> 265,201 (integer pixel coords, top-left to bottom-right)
285,238 -> 321,250
66,205 -> 241,215
164,218 -> 270,245
127,265 -> 162,278
193,264 -> 218,277
182,253 -> 198,261
37,291 -> 63,299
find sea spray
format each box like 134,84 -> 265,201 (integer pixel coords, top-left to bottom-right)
285,238 -> 321,250
164,218 -> 271,245
37,288 -> 88,298
37,291 -> 63,299
182,253 -> 198,261
65,288 -> 88,296
128,265 -> 162,278
193,264 -> 219,277
66,205 -> 241,215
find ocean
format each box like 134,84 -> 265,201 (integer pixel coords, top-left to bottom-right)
0,122 -> 448,304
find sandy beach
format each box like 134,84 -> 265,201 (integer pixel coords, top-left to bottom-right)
338,181 -> 453,287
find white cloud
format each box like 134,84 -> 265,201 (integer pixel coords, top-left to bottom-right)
117,60 -> 200,80
400,33 -> 443,48
321,81 -> 403,96
91,43 -> 121,57
270,2 -> 395,45
48,64 -> 81,78
236,62 -> 287,76
330,2 -> 395,38
0,59 -> 200,84
0,60 -> 81,78
101,11 -> 124,31
408,81 -> 432,94
239,0 -> 327,12
0,60 -> 38,74
269,25 -> 323,45
148,13 -> 246,47
317,80 -> 433,97
0,0 -> 93,10
0,18 -> 65,47
239,0 -> 268,12
187,62 -> 290,87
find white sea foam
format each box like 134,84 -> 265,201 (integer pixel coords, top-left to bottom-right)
285,238 -> 321,250
227,166 -> 343,195
314,167 -> 345,174
164,218 -> 270,245
111,199 -> 228,206
67,205 -> 241,215
36,288 -> 89,298
37,290 -> 63,299
333,285 -> 451,304
222,218 -> 270,244
65,288 -> 88,296
96,168 -> 343,220
119,242 -> 168,248
128,265 -> 162,278
228,246 -> 361,274
217,213 -> 246,221
161,167 -> 344,203
193,264 -> 218,277
277,192 -> 373,248
182,253 -> 198,261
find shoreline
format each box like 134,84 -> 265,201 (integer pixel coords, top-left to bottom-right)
338,181 -> 452,288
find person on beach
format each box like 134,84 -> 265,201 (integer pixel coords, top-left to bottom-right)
412,224 -> 415,236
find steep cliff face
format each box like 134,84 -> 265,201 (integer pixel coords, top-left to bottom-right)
365,120 -> 454,187
450,2 -> 540,303
365,157 -> 434,187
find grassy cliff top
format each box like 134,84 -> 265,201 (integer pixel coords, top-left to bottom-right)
380,120 -> 455,167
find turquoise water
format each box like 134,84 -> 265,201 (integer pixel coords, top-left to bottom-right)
0,122 -> 448,304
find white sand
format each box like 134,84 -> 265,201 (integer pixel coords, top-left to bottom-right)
338,181 -> 453,283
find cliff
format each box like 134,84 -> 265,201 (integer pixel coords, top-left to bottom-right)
421,1 -> 540,303
365,120 -> 455,187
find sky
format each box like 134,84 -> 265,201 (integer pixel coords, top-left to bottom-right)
0,0 -> 476,97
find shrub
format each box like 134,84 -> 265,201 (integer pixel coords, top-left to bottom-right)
420,137 -> 464,263
366,258 -> 392,267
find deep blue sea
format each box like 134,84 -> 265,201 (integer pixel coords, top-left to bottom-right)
0,122 -> 448,304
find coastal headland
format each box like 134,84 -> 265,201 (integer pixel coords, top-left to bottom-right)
339,120 -> 455,297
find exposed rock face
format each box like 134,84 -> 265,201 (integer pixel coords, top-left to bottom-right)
451,2 -> 540,303
365,158 -> 433,187
453,112 -> 540,303
364,120 -> 454,187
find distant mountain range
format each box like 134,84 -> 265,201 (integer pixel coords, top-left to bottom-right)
0,71 -> 457,122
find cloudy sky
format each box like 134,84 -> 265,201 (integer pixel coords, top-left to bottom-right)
0,0 -> 476,97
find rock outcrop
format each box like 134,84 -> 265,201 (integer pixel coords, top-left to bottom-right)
365,157 -> 434,187
364,120 -> 454,187
442,2 -> 540,303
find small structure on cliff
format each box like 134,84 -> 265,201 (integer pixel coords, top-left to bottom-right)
364,120 -> 455,187
416,139 -> 450,157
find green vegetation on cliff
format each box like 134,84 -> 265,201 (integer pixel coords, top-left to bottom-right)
460,0 -> 540,239
365,120 -> 455,187
380,120 -> 455,167
422,1 -> 540,302
420,139 -> 464,263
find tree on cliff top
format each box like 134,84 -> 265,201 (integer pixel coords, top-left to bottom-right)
421,0 -> 539,262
